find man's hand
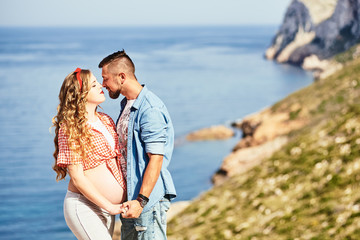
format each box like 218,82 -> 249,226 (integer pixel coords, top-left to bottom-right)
121,200 -> 143,218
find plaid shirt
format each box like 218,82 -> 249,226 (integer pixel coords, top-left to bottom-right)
57,112 -> 126,190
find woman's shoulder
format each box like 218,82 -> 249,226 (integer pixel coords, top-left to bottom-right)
58,123 -> 67,134
97,111 -> 110,119
97,112 -> 115,124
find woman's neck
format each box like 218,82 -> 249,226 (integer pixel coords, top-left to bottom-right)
86,104 -> 98,123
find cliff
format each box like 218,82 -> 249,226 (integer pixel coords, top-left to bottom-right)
167,45 -> 360,239
266,0 -> 360,78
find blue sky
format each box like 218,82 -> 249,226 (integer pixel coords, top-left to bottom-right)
0,0 -> 291,27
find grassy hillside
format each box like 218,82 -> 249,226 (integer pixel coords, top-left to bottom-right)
167,54 -> 360,239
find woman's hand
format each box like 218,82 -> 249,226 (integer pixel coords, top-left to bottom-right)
68,164 -> 123,214
108,204 -> 128,215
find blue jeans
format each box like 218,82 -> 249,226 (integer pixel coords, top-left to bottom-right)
120,197 -> 171,240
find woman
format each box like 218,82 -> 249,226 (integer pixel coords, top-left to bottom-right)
52,68 -> 126,240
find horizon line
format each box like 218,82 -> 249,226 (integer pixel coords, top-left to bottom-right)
0,23 -> 280,28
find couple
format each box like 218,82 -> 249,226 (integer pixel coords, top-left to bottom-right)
52,50 -> 176,240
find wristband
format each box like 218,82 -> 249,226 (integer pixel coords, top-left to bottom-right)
136,194 -> 149,208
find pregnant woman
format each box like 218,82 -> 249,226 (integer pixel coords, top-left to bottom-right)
52,68 -> 126,240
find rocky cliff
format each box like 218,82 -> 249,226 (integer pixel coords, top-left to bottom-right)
266,0 -> 360,75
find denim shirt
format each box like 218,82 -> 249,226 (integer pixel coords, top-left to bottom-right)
116,85 -> 177,213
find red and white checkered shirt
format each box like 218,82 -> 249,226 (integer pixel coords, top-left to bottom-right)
57,112 -> 126,190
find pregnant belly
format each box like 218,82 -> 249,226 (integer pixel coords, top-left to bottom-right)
84,160 -> 126,204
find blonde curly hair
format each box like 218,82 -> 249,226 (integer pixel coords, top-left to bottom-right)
52,69 -> 93,181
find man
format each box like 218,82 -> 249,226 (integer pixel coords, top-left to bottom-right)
99,50 -> 176,240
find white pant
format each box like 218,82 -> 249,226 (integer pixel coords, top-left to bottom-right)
63,190 -> 115,240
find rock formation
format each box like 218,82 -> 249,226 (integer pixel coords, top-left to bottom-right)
266,0 -> 360,75
212,105 -> 309,185
186,125 -> 234,141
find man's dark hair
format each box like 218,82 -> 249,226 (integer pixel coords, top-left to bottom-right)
98,50 -> 135,74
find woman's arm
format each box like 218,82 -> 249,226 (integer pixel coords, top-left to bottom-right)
68,164 -> 124,215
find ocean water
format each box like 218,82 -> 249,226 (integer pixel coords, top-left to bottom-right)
0,26 -> 313,239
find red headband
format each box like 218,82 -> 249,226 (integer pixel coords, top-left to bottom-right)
74,68 -> 82,91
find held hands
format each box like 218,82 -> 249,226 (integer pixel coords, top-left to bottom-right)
120,200 -> 143,218
107,200 -> 144,218
108,204 -> 128,215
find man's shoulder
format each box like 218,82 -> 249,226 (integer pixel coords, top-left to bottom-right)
142,89 -> 165,108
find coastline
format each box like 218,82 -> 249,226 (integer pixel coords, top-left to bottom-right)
163,0 -> 360,236
212,103 -> 309,185
167,47 -> 360,238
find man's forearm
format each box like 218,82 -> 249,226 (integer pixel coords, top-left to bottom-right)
139,153 -> 163,198
121,153 -> 164,218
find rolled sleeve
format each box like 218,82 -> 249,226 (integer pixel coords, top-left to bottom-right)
145,142 -> 165,155
140,107 -> 168,155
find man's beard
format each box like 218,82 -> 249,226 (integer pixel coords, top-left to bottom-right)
108,82 -> 122,99
109,89 -> 121,99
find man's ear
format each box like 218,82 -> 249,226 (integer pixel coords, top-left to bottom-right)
119,72 -> 126,83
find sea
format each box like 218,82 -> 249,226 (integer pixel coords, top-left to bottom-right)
0,26 -> 313,239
